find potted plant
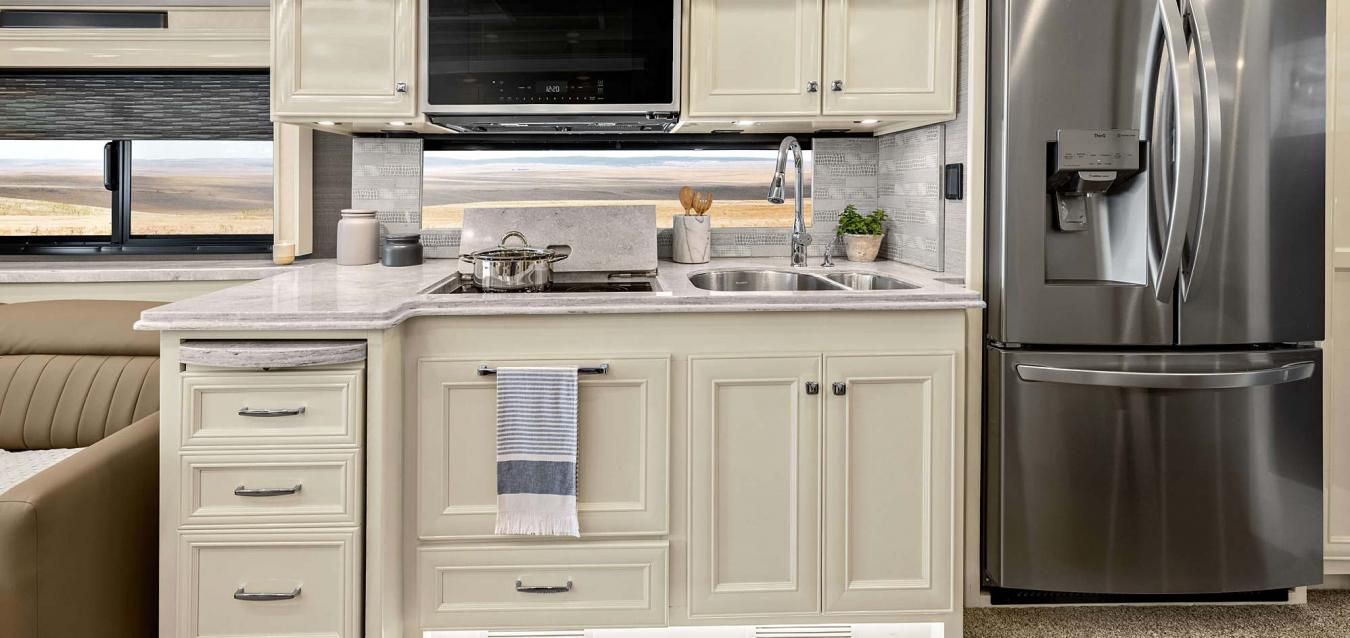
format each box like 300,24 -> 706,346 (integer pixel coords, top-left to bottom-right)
672,186 -> 713,264
835,204 -> 888,262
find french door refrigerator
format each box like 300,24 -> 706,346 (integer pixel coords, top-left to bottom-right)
984,0 -> 1326,600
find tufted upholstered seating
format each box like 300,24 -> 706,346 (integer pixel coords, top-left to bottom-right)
0,300 -> 161,638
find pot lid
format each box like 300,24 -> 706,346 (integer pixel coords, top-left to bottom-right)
461,231 -> 562,262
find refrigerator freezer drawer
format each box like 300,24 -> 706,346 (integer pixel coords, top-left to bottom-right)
984,347 -> 1323,595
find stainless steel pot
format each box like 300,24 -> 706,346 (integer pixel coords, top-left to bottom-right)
459,231 -> 570,292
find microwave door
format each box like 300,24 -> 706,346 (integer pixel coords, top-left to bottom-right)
423,0 -> 680,114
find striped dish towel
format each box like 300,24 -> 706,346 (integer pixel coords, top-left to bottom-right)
495,366 -> 581,537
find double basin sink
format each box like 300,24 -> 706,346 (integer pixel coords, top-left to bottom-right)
688,269 -> 917,292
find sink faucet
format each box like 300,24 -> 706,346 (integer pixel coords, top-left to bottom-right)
821,234 -> 841,268
768,136 -> 811,267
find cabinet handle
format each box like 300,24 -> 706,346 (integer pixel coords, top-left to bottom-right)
234,484 -> 303,498
395,81 -> 409,94
832,382 -> 847,396
516,579 -> 572,594
237,407 -> 306,418
805,381 -> 820,395
831,80 -> 844,92
807,80 -> 819,93
234,586 -> 301,602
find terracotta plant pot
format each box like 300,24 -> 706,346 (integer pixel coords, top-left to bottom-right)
671,215 -> 712,264
843,233 -> 884,262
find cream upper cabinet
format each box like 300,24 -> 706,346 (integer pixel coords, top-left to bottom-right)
823,354 -> 953,614
272,0 -> 418,120
822,0 -> 957,116
688,355 -> 822,617
685,0 -> 956,125
687,0 -> 824,118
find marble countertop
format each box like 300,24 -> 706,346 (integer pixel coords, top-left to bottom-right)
0,259 -> 303,283
135,257 -> 982,332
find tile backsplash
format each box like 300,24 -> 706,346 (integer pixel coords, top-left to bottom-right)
351,137 -> 424,236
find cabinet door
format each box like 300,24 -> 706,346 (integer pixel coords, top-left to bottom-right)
417,357 -> 670,539
688,0 -> 823,118
272,0 -> 417,119
822,0 -> 956,116
823,354 -> 954,613
688,355 -> 821,617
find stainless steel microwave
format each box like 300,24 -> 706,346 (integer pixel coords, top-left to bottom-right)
421,0 -> 681,132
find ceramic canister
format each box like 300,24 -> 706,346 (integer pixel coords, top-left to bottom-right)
337,209 -> 380,266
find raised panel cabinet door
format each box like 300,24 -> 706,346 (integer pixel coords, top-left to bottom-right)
417,356 -> 670,539
688,355 -> 821,617
687,0 -> 824,117
821,0 -> 956,116
272,0 -> 417,118
823,353 -> 954,613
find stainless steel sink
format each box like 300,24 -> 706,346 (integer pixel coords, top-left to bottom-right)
688,269 -> 849,292
688,269 -> 918,292
820,272 -> 919,290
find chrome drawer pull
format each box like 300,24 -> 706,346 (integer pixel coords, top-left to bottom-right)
237,407 -> 306,418
478,364 -> 609,376
515,579 -> 572,594
234,484 -> 302,498
234,586 -> 301,602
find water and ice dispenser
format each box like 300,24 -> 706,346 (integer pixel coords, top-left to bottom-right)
1044,129 -> 1150,286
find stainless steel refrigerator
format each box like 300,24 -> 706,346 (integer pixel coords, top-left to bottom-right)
984,0 -> 1326,599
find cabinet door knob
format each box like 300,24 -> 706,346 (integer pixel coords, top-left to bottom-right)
805,381 -> 820,395
395,81 -> 409,94
807,80 -> 819,93
831,80 -> 844,92
832,382 -> 847,396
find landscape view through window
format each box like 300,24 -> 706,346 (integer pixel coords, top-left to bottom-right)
422,149 -> 812,229
0,139 -> 273,237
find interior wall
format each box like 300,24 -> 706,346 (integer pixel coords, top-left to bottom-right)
310,131 -> 353,259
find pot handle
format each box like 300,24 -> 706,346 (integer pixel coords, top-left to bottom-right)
546,244 -> 572,263
458,254 -> 475,263
500,231 -> 529,247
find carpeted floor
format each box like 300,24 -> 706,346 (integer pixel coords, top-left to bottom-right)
964,590 -> 1350,637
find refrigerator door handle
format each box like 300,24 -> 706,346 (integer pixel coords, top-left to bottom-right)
1015,361 -> 1316,390
1152,0 -> 1200,303
1178,0 -> 1222,302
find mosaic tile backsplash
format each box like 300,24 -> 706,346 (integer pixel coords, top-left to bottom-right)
351,137 -> 424,236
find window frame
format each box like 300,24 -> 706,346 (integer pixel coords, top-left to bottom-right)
0,139 -> 272,255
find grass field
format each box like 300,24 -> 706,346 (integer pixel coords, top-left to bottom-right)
0,162 -> 272,236
423,199 -> 808,229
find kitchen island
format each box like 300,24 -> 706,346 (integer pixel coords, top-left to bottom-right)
142,257 -> 979,638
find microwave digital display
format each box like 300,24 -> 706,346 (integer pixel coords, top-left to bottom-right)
425,0 -> 676,110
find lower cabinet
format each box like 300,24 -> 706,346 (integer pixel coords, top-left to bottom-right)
417,541 -> 669,630
688,355 -> 823,616
689,352 -> 955,618
417,356 -> 670,539
178,530 -> 362,638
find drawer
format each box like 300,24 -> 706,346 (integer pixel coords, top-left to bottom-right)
179,531 -> 360,638
180,451 -> 361,527
417,356 -> 669,539
181,370 -> 363,448
417,541 -> 668,630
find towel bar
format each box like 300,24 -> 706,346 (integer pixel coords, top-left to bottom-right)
477,364 -> 609,376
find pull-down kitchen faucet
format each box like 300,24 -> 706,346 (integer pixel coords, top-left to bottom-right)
767,136 -> 810,267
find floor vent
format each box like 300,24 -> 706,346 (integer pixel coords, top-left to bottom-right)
989,587 -> 1291,606
755,625 -> 853,638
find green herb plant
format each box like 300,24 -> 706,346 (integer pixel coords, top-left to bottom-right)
835,204 -> 888,236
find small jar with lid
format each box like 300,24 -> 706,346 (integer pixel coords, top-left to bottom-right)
336,209 -> 380,266
382,233 -> 424,267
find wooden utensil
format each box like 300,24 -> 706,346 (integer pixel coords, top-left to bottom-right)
679,186 -> 696,214
694,192 -> 714,216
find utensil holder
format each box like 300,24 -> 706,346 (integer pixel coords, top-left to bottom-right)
672,215 -> 712,264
